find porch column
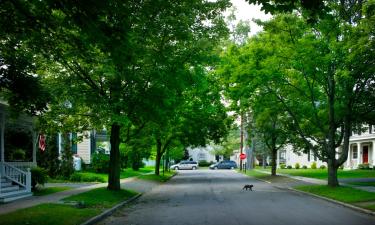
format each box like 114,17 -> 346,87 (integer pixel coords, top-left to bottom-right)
346,145 -> 351,168
372,141 -> 375,167
1,111 -> 4,163
276,150 -> 280,168
357,142 -> 362,165
32,131 -> 37,164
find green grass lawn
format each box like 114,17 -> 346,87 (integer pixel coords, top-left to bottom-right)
295,185 -> 375,203
0,203 -> 99,225
33,186 -> 72,196
240,169 -> 270,179
120,167 -> 154,179
63,187 -> 138,209
0,187 -> 139,225
363,205 -> 375,211
138,171 -> 176,182
257,167 -> 375,180
347,182 -> 375,187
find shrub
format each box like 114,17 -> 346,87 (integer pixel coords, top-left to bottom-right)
92,152 -> 110,173
31,167 -> 48,190
198,160 -> 211,167
302,165 -> 307,169
60,134 -> 74,178
311,162 -> 317,169
280,163 -> 286,169
69,173 -> 106,182
69,173 -> 83,182
295,163 -> 300,169
287,165 -> 292,169
11,148 -> 26,160
358,163 -> 370,170
320,165 -> 326,169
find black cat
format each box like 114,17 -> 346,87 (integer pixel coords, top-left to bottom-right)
242,184 -> 253,191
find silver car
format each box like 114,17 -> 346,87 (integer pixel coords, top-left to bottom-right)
170,161 -> 198,170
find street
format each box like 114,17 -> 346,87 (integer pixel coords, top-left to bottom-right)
99,170 -> 375,225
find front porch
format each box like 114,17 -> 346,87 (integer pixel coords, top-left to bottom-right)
0,103 -> 36,202
345,139 -> 375,169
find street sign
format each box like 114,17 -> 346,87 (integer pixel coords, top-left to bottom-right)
240,153 -> 246,160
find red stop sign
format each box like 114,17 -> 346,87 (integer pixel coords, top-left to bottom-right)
240,153 -> 246,160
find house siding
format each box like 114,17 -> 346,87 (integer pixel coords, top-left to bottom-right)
278,126 -> 375,169
77,135 -> 91,164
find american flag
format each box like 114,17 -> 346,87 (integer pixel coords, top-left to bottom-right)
39,134 -> 46,151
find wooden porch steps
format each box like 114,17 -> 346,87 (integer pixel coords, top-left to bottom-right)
0,177 -> 32,203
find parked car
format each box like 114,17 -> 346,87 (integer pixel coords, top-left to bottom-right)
209,160 -> 237,170
170,161 -> 199,170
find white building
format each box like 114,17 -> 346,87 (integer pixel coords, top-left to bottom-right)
188,146 -> 221,163
58,130 -> 109,165
0,102 -> 34,202
277,125 -> 375,169
344,125 -> 374,169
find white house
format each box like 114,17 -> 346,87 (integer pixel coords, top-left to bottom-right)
277,125 -> 375,169
188,146 -> 222,163
344,125 -> 374,169
0,102 -> 34,202
58,130 -> 110,165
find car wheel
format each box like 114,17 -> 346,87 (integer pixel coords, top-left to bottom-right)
174,167 -> 179,170
192,166 -> 197,170
214,166 -> 218,170
230,166 -> 234,169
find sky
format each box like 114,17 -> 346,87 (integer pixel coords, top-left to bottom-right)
229,0 -> 272,35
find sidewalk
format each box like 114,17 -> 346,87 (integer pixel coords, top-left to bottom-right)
254,169 -> 375,192
0,177 -> 157,216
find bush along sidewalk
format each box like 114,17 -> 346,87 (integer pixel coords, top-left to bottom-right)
47,167 -> 155,183
138,171 -> 177,182
0,188 -> 139,225
295,185 -> 375,213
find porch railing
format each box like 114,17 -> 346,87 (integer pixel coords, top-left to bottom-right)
0,162 -> 31,194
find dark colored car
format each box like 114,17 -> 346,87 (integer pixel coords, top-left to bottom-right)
209,160 -> 237,170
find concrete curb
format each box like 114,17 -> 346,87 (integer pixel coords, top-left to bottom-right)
244,172 -> 375,217
285,187 -> 375,217
80,193 -> 142,225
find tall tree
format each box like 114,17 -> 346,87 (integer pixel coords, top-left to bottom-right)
0,1 -> 50,114
219,3 -> 374,186
252,94 -> 289,176
32,0 -> 230,189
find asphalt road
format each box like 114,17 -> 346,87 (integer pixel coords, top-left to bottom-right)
99,170 -> 375,225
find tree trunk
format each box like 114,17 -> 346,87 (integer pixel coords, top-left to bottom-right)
327,159 -> 339,187
108,123 -> 121,190
155,138 -> 162,176
271,148 -> 277,176
165,148 -> 170,172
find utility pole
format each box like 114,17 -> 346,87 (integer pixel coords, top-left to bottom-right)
240,113 -> 244,171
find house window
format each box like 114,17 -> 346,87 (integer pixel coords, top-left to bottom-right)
71,133 -> 77,154
198,152 -> 206,161
280,151 -> 286,160
353,146 -> 358,159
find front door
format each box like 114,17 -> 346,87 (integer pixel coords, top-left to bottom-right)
363,146 -> 369,164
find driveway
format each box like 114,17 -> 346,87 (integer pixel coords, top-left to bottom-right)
98,170 -> 375,225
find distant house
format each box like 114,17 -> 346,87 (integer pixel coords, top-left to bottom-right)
277,125 -> 375,169
188,146 -> 223,163
58,130 -> 110,165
